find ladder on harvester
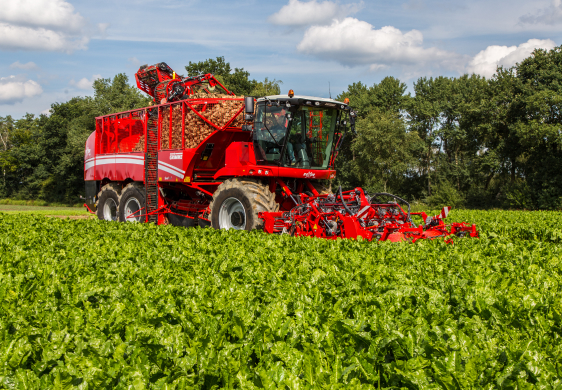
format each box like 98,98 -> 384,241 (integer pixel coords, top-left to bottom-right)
308,111 -> 324,165
145,108 -> 159,223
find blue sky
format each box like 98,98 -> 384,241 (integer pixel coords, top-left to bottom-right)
1,0 -> 561,118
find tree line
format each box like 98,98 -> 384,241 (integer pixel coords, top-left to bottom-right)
337,45 -> 562,209
0,48 -> 560,208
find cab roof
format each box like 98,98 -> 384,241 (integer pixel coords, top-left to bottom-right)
257,95 -> 348,108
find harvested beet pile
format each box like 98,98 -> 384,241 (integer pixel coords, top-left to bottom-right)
132,136 -> 144,152
161,105 -> 183,149
131,96 -> 245,151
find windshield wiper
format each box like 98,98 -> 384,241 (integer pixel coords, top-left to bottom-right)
261,101 -> 283,148
261,121 -> 282,148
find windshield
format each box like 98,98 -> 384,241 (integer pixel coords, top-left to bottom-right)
254,103 -> 338,169
254,105 -> 289,164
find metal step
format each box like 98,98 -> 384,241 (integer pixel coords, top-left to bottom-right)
145,108 -> 159,223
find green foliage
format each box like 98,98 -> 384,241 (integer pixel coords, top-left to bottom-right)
335,45 -> 562,209
336,77 -> 414,193
249,78 -> 283,97
185,56 -> 258,96
425,180 -> 465,208
93,74 -> 151,115
353,111 -> 420,192
1,214 -> 561,388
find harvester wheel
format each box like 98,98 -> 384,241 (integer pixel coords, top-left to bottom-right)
210,179 -> 278,231
96,183 -> 121,221
118,182 -> 145,223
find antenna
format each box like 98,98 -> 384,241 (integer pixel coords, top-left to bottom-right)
329,82 -> 331,99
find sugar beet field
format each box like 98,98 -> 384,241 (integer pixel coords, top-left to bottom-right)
0,210 -> 561,389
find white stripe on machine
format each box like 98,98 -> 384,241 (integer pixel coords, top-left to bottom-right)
439,206 -> 451,219
158,160 -> 184,176
356,205 -> 371,218
159,165 -> 184,178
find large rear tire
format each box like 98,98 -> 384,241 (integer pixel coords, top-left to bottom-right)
96,183 -> 121,221
118,183 -> 145,222
210,179 -> 278,231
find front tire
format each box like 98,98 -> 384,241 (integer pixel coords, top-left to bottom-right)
118,183 -> 145,222
96,183 -> 121,221
210,179 -> 278,231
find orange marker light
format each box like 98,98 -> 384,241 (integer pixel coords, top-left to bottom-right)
288,89 -> 294,98
344,98 -> 349,104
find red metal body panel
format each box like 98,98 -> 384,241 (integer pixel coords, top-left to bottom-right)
277,166 -> 336,180
85,98 -> 251,186
92,153 -> 145,182
84,132 -> 96,181
158,150 -> 187,182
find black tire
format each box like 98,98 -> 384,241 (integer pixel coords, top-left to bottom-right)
96,183 -> 121,221
210,179 -> 278,231
118,183 -> 146,222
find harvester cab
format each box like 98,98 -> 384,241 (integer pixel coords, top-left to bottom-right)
251,94 -> 354,173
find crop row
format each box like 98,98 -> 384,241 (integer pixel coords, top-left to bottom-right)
0,213 -> 561,389
429,209 -> 562,243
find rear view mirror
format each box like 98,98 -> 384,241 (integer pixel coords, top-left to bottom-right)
349,110 -> 357,124
244,96 -> 254,114
349,110 -> 357,135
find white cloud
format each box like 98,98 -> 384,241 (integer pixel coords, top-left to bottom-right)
10,61 -> 39,70
0,0 -> 85,33
467,39 -> 557,78
128,57 -> 142,67
0,0 -> 90,52
41,108 -> 51,116
269,0 -> 362,27
296,17 -> 462,69
70,74 -> 102,90
98,22 -> 110,37
520,0 -> 562,25
0,75 -> 43,104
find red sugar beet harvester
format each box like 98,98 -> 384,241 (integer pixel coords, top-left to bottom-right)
83,61 -> 478,242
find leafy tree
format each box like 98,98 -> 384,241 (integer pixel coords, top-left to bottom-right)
511,46 -> 562,208
93,73 -> 150,115
0,116 -> 15,193
185,56 -> 258,95
353,111 -> 420,192
406,76 -> 446,196
249,78 -> 283,97
336,77 -> 412,194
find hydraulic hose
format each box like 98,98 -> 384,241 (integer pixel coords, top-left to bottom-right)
338,186 -> 354,216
